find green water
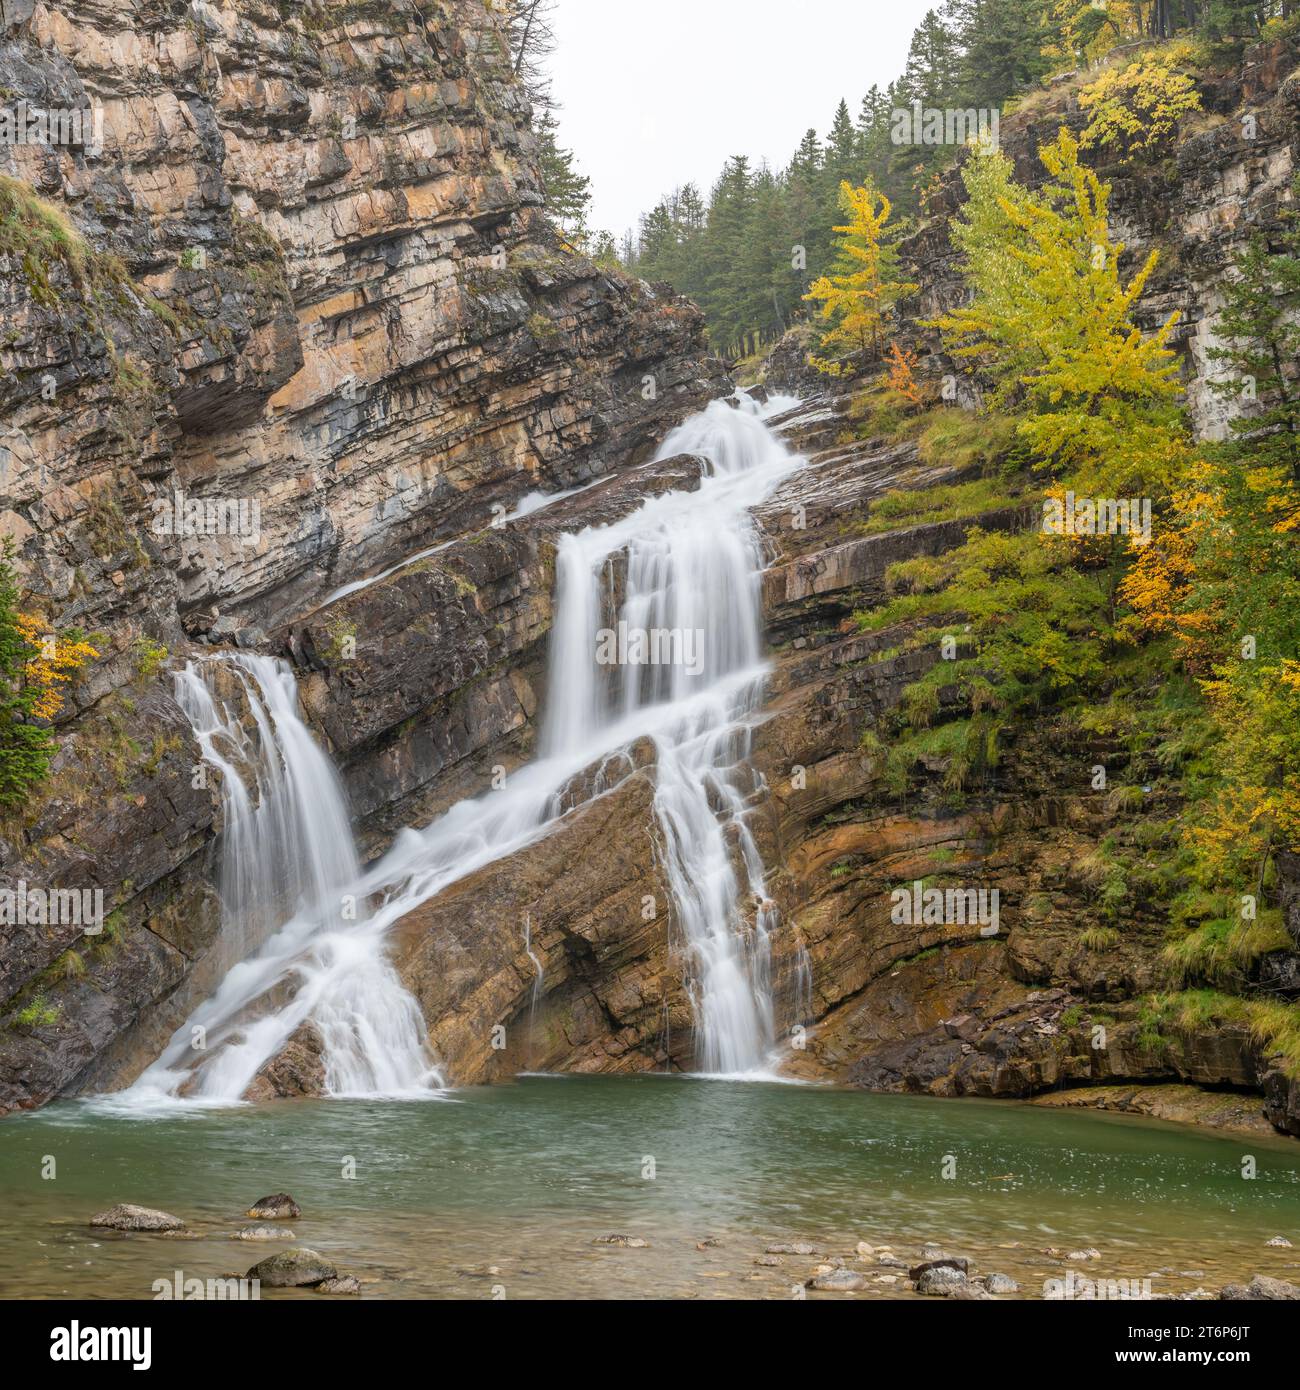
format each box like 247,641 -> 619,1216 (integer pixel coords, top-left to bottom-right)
2,1076 -> 1299,1299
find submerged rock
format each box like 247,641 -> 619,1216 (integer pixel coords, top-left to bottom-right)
90,1204 -> 185,1233
232,1225 -> 297,1241
247,1248 -> 337,1287
765,1241 -> 819,1256
808,1268 -> 867,1291
246,1193 -> 301,1220
1265,1235 -> 1293,1247
592,1234 -> 648,1248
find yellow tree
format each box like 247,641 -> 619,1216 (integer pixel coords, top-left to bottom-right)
804,181 -> 917,375
936,128 -> 1183,496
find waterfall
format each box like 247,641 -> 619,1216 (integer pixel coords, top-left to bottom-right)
128,655 -> 440,1103
123,391 -> 803,1104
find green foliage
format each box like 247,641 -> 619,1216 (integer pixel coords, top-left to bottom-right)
0,540 -> 58,808
15,994 -> 60,1028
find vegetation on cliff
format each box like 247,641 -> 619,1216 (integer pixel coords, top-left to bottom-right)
622,1 -> 1296,356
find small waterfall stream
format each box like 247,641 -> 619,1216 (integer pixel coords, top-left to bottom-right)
125,392 -> 803,1103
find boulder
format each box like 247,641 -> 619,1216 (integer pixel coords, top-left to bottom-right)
247,1248 -> 337,1288
916,1266 -> 969,1296
245,1193 -> 301,1219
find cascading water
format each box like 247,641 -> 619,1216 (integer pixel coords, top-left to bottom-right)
129,655 -> 440,1103
124,391 -> 803,1104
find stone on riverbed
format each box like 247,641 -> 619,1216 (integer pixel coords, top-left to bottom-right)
1218,1274 -> 1300,1300
247,1248 -> 337,1287
808,1268 -> 867,1291
1265,1235 -> 1293,1247
315,1275 -> 361,1295
232,1225 -> 297,1241
909,1256 -> 970,1280
916,1266 -> 969,1296
984,1272 -> 1020,1294
90,1204 -> 185,1232
246,1193 -> 301,1219
592,1234 -> 648,1248
765,1241 -> 819,1256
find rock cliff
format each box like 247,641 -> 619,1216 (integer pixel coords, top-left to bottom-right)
0,0 -> 722,1110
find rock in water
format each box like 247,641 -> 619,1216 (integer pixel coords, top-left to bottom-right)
916,1266 -> 969,1296
984,1272 -> 1020,1294
247,1248 -> 337,1287
90,1204 -> 185,1232
1218,1274 -> 1300,1300
1265,1235 -> 1293,1248
766,1241 -> 819,1256
808,1269 -> 867,1291
315,1275 -> 361,1295
909,1256 -> 970,1280
245,1193 -> 301,1219
592,1234 -> 648,1248
232,1225 -> 296,1241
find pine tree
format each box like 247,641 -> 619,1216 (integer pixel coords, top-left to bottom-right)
535,112 -> 592,234
804,180 -> 918,371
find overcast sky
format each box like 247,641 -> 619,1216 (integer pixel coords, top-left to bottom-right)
544,0 -> 937,239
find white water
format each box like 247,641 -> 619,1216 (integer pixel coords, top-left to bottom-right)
125,391 -> 803,1103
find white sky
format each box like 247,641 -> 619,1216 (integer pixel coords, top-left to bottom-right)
545,0 -> 937,239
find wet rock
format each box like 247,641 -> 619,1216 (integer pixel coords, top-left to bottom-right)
90,1204 -> 185,1233
246,1193 -> 301,1220
909,1256 -> 970,1280
1066,1248 -> 1102,1262
1265,1235 -> 1293,1247
766,1241 -> 819,1256
696,1237 -> 722,1249
1219,1274 -> 1300,1300
984,1272 -> 1020,1294
315,1275 -> 361,1295
592,1234 -> 648,1248
916,1266 -> 969,1296
232,1225 -> 297,1241
244,1026 -> 326,1102
808,1268 -> 867,1291
247,1248 -> 337,1287
754,1255 -> 782,1267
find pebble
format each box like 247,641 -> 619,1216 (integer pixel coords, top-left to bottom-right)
1266,1236 -> 1293,1248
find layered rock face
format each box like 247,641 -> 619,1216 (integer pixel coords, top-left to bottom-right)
0,0 -> 722,1110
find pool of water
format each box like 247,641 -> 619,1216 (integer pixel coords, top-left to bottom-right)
2,1076 -> 1298,1299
